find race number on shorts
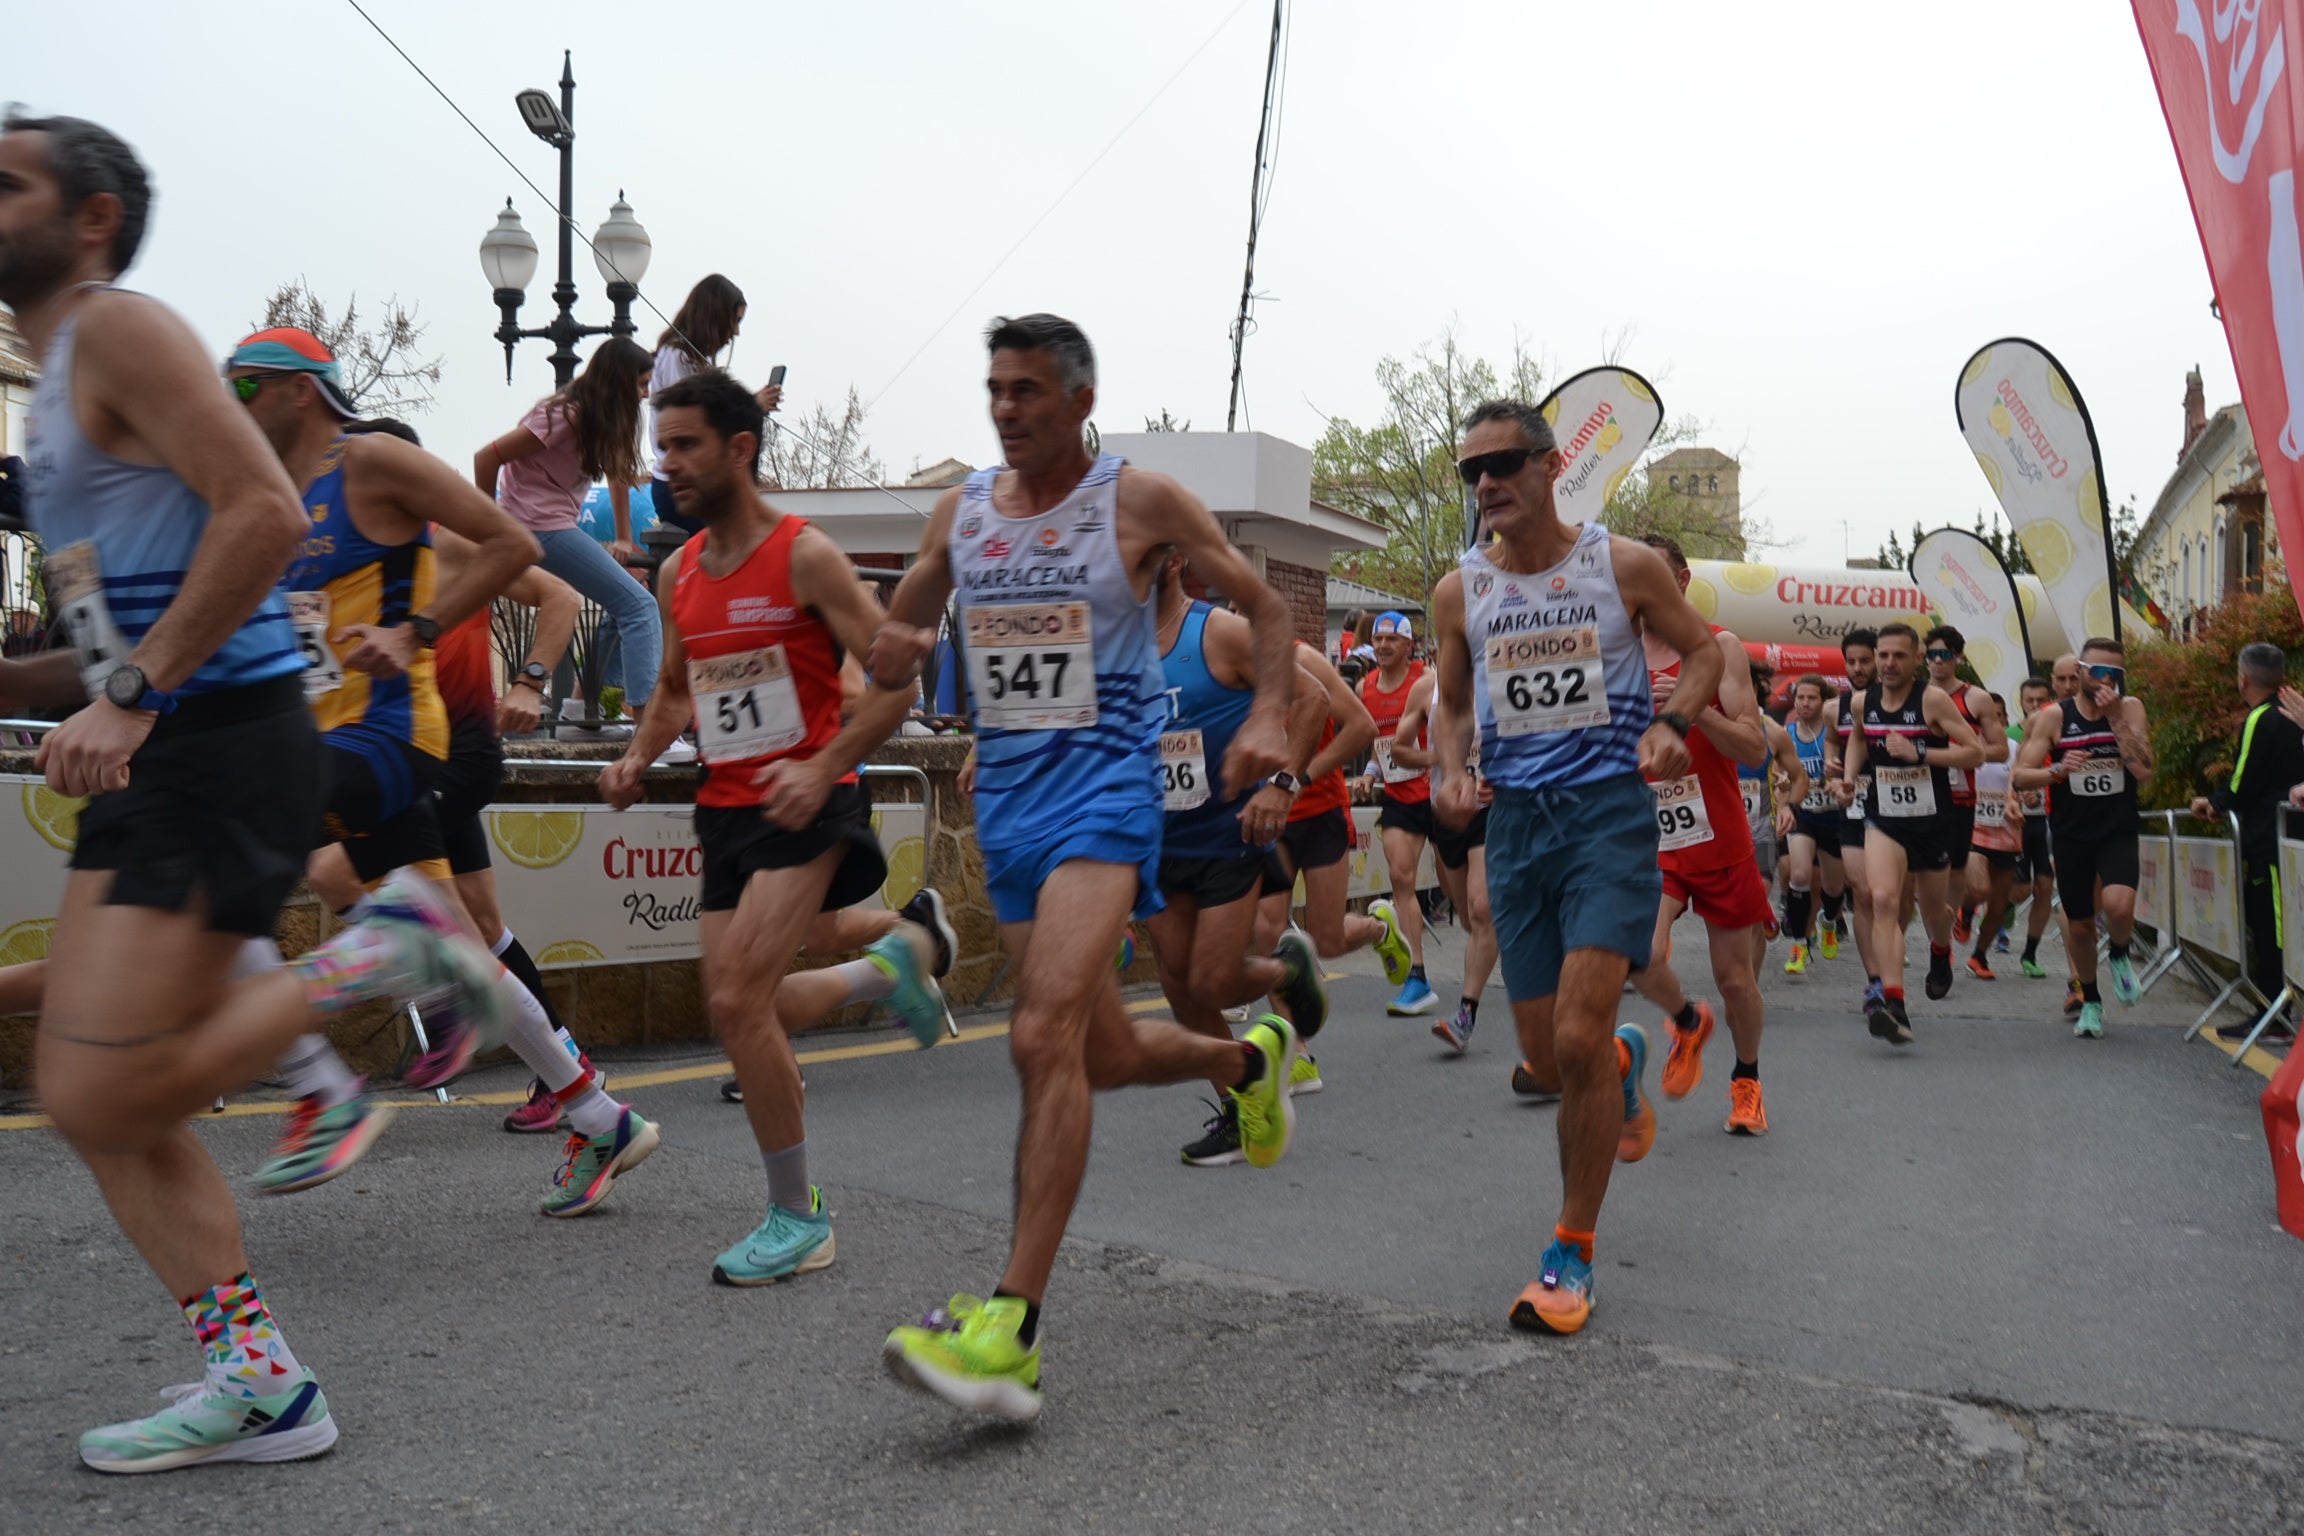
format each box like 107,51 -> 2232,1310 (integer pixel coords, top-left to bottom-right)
689,645 -> 806,763
1160,729 -> 1209,812
1484,626 -> 1611,737
1875,764 -> 1936,819
288,591 -> 344,700
2069,760 -> 2125,798
1652,774 -> 1713,851
965,601 -> 1098,730
45,541 -> 133,701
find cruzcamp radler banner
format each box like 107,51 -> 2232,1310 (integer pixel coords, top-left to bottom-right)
2133,0 -> 2304,621
1907,526 -> 2035,701
1955,339 -> 2127,652
1468,366 -> 1664,549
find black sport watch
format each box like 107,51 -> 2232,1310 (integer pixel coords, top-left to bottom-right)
513,661 -> 550,691
408,614 -> 442,648
102,663 -> 174,714
1270,771 -> 1302,795
1655,710 -> 1692,739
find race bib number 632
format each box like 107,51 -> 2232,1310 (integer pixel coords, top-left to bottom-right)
1484,625 -> 1611,737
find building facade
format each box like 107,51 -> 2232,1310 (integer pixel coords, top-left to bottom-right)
2133,367 -> 2268,630
1646,445 -> 1747,558
0,310 -> 33,461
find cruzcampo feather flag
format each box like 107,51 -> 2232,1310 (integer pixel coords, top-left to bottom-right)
1908,526 -> 2036,697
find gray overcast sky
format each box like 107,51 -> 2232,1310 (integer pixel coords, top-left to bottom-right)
11,0 -> 2238,568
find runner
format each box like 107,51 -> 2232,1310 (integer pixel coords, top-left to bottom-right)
1781,675 -> 1845,975
871,316 -> 1304,1419
1141,550 -> 1329,1166
2013,637 -> 2153,1038
1392,669 -> 1498,1054
1751,709 -> 1811,974
1962,693 -> 2021,980
2046,653 -> 2087,1015
1357,610 -> 1437,1014
1832,630 -> 1890,1015
597,368 -> 945,1281
3,111 -> 502,1472
1923,625 -> 2010,948
1630,536 -> 1777,1137
1429,399 -> 1723,1334
1837,622 -> 1988,1044
2012,675 -> 2058,979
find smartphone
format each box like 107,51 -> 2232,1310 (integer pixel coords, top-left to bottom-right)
2086,662 -> 2125,695
767,365 -> 787,388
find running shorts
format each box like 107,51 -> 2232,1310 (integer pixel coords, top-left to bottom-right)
68,677 -> 322,936
1432,805 -> 1489,871
696,780 -> 887,913
981,796 -> 1162,926
324,730 -> 449,884
434,717 -> 505,876
1789,809 -> 1842,856
1485,774 -> 1662,1002
1867,817 -> 1954,873
1156,849 -> 1267,908
1277,804 -> 1350,874
2017,816 -> 2052,886
1664,858 -> 1777,931
1375,793 -> 1434,840
1944,803 -> 1977,866
2052,829 -> 2139,917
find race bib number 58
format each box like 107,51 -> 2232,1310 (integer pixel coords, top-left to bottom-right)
966,601 -> 1098,730
1485,625 -> 1611,737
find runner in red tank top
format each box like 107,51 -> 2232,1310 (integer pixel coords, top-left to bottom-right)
599,369 -> 948,1287
1356,612 -> 1437,1014
1629,537 -> 1777,1136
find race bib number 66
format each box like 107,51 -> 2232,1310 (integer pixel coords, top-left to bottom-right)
1484,625 -> 1611,737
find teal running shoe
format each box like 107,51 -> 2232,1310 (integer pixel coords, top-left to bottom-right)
1509,1238 -> 1595,1335
540,1107 -> 660,1218
870,926 -> 946,1048
1231,1015 -> 1298,1169
883,1293 -> 1043,1422
2074,1001 -> 2105,1039
1616,1023 -> 1655,1163
2107,953 -> 2141,1006
254,1090 -> 394,1194
80,1372 -> 338,1473
712,1187 -> 835,1285
1271,928 -> 1328,1040
1368,898 -> 1413,986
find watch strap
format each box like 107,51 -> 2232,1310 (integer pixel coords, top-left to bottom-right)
1655,710 -> 1692,739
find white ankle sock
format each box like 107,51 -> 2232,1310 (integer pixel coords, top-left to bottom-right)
558,1078 -> 622,1138
278,1034 -> 361,1107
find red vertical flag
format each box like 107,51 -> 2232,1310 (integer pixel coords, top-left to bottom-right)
2133,2 -> 2304,613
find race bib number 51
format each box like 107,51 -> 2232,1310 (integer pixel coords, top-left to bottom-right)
1485,626 -> 1611,737
689,646 -> 806,763
966,601 -> 1098,730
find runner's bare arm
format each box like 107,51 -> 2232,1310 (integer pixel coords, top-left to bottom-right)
603,547 -> 693,806
1840,712 -> 1870,798
355,436 -> 541,633
1693,628 -> 1767,767
2110,694 -> 2154,784
756,526 -> 915,828
1971,686 -> 2009,764
2010,706 -> 2058,790
1390,672 -> 1439,770
1612,538 -> 1716,781
1921,685 -> 1986,771
432,524 -> 579,733
1771,720 -> 1811,809
1428,572 -> 1479,827
870,489 -> 959,686
1295,643 -> 1377,780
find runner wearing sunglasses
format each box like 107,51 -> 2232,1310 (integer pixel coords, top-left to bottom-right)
1921,625 -> 2007,966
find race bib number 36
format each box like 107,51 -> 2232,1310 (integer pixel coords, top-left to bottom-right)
2070,761 -> 2126,798
1485,626 -> 1611,737
45,541 -> 132,701
288,590 -> 344,701
966,601 -> 1098,730
1875,764 -> 1936,819
1652,774 -> 1714,851
689,646 -> 806,763
1160,729 -> 1208,812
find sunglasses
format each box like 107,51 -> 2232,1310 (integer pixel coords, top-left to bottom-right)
230,371 -> 298,402
1456,448 -> 1538,486
1926,648 -> 1956,662
2087,663 -> 2125,690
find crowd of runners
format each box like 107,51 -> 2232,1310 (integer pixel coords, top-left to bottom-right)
0,111 -> 2165,1472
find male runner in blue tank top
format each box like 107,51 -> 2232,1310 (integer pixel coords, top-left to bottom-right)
870,315 -> 1305,1421
0,111 -> 502,1473
1429,398 -> 1723,1337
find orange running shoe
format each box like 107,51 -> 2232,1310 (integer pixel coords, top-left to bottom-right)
1725,1076 -> 1768,1136
1659,1000 -> 1715,1100
1616,1024 -> 1656,1163
1509,1240 -> 1595,1335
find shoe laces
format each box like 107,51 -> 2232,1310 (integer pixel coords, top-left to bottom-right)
1730,1077 -> 1762,1113
550,1131 -> 586,1188
916,1294 -> 986,1334
1233,1080 -> 1271,1141
1194,1096 -> 1233,1138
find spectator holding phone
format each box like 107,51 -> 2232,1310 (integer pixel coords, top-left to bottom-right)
645,275 -> 782,535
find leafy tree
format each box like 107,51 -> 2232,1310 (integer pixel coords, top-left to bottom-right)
2129,586 -> 2304,808
254,281 -> 442,418
761,386 -> 884,489
1145,408 -> 1190,433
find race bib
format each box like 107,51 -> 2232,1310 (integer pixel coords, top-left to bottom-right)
2069,760 -> 2126,798
1652,774 -> 1714,851
1160,729 -> 1209,812
44,541 -> 133,701
288,591 -> 344,701
1846,773 -> 1870,820
965,601 -> 1097,730
1975,795 -> 2008,830
1741,777 -> 1767,823
1875,764 -> 1937,819
2018,787 -> 2047,816
1373,735 -> 1422,785
1802,783 -> 1838,813
689,646 -> 806,763
1485,626 -> 1611,737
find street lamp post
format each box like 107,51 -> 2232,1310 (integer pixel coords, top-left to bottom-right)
480,51 -> 653,387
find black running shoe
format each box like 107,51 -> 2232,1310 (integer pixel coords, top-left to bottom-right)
720,1078 -> 744,1104
1924,956 -> 1953,1002
1271,928 -> 1328,1041
1180,1099 -> 1244,1166
1887,997 -> 1914,1046
1867,998 -> 1900,1043
899,887 -> 957,980
1510,1062 -> 1562,1104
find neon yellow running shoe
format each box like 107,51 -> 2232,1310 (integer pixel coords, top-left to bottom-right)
883,1294 -> 1043,1422
1368,899 -> 1413,986
1231,1015 -> 1298,1168
1819,925 -> 1840,961
1783,942 -> 1808,975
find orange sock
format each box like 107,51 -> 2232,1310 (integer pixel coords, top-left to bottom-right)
1614,1036 -> 1632,1079
1555,1225 -> 1596,1263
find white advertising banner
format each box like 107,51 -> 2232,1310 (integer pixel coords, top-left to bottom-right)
2283,820 -> 2304,994
0,778 -> 80,965
1539,367 -> 1666,524
1906,527 -> 2033,701
1955,338 -> 2128,650
2175,834 -> 2244,965
1678,559 -> 2145,660
2137,828 -> 2172,939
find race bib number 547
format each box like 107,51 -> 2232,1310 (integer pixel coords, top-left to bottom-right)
966,601 -> 1098,731
1485,626 -> 1611,737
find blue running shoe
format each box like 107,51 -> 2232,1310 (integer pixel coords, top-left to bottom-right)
1509,1238 -> 1595,1335
2107,953 -> 2141,1006
1616,1023 -> 1654,1162
869,926 -> 946,1048
713,1187 -> 835,1285
1386,976 -> 1438,1016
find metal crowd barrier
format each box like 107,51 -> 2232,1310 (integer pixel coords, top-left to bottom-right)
2152,806 -> 2278,1050
2221,803 -> 2304,1063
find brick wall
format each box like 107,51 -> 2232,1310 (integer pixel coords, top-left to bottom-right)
1267,558 -> 1328,647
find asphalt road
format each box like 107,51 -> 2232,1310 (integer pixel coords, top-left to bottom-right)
4,910 -> 2300,1534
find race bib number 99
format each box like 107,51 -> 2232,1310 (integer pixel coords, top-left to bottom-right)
2070,760 -> 2126,798
1160,729 -> 1208,812
689,646 -> 806,763
966,602 -> 1098,730
1652,774 -> 1713,851
1485,626 -> 1611,737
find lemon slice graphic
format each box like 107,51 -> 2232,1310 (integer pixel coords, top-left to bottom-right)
1722,563 -> 1777,596
22,786 -> 85,852
2020,520 -> 2075,585
0,917 -> 55,966
488,810 -> 585,870
535,939 -> 606,966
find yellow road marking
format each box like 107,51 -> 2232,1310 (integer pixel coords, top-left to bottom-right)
2197,1026 -> 2282,1081
0,996 -> 1176,1132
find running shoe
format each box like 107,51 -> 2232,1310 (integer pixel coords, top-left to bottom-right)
1952,908 -> 1974,945
1861,978 -> 1885,1016
1660,1000 -> 1715,1101
1231,1016 -> 1298,1169
1725,1076 -> 1769,1136
1819,925 -> 1840,961
539,1107 -> 660,1218
1510,1062 -> 1561,1103
1966,955 -> 1995,981
898,886 -> 958,979
364,870 -> 510,1090
713,1187 -> 835,1285
2107,953 -> 2141,1006
1508,1239 -> 1594,1336
1783,942 -> 1808,976
1924,953 -> 1954,1002
720,1078 -> 744,1104
254,1090 -> 394,1195
1995,930 -> 2012,954
1386,976 -> 1438,1016
1866,993 -> 1903,1046
1432,1003 -> 1474,1054
2074,1001 -> 2104,1039
1289,1052 -> 1323,1096
868,928 -> 946,1049
1181,1099 -> 1243,1166
2064,979 -> 2084,1018
2019,957 -> 2048,979
2216,1017 -> 2297,1045
883,1294 -> 1042,1423
79,1373 -> 338,1474
503,1078 -> 562,1134
1616,1023 -> 1655,1163
1886,996 -> 1914,1045
1271,928 -> 1329,1040
1368,898 -> 1414,987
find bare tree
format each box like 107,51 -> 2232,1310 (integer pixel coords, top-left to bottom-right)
254,281 -> 443,418
761,386 -> 885,489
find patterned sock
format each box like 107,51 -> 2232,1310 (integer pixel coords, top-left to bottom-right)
287,922 -> 410,1017
1554,1224 -> 1596,1264
277,1034 -> 361,1108
183,1272 -> 305,1399
1459,998 -> 1479,1027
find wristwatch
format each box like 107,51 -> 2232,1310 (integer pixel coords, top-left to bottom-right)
1655,710 -> 1691,739
408,614 -> 442,648
1269,770 -> 1302,795
512,661 -> 550,691
102,663 -> 175,714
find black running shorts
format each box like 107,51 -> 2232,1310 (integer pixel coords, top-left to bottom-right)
696,780 -> 885,913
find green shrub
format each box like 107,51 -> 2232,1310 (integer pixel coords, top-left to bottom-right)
2127,589 -> 2304,810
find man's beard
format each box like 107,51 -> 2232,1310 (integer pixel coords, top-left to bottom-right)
0,220 -> 80,310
